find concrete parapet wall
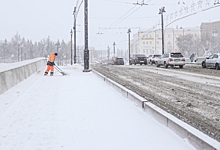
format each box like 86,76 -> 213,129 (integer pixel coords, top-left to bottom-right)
0,58 -> 46,95
185,57 -> 205,63
93,69 -> 220,150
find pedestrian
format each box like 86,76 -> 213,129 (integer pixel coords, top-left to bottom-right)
189,53 -> 194,62
44,53 -> 58,76
194,53 -> 198,62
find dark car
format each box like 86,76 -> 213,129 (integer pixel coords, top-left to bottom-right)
112,57 -> 124,65
130,54 -> 147,65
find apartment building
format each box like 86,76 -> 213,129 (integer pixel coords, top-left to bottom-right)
131,27 -> 200,56
200,21 -> 220,39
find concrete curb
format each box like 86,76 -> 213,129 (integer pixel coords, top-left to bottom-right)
93,69 -> 220,150
0,58 -> 46,95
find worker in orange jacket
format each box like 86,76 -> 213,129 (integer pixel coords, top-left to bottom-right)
44,53 -> 58,76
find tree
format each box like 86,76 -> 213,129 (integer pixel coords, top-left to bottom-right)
0,32 -> 79,64
176,34 -> 202,57
200,33 -> 220,56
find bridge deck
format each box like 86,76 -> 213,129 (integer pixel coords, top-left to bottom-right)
0,65 -> 195,149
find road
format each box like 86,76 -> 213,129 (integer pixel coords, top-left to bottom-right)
92,63 -> 220,142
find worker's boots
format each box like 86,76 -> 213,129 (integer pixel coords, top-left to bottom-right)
44,72 -> 48,76
50,72 -> 54,76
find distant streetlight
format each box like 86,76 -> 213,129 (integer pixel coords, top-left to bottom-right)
127,28 -> 131,65
159,7 -> 166,54
70,29 -> 73,65
107,46 -> 110,62
113,42 -> 116,57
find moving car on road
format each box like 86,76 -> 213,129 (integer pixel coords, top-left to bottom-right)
155,52 -> 185,68
201,53 -> 220,70
130,54 -> 147,65
147,54 -> 161,65
112,57 -> 124,65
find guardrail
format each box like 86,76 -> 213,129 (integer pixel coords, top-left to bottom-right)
93,69 -> 220,150
185,57 -> 205,63
0,58 -> 46,95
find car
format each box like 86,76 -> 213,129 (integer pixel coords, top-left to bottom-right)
147,54 -> 162,65
146,54 -> 152,64
155,52 -> 185,68
130,54 -> 147,65
112,57 -> 124,65
201,53 -> 220,70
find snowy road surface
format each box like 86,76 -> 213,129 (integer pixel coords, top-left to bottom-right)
0,65 -> 196,150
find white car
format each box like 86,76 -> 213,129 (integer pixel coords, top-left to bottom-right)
147,54 -> 161,65
202,53 -> 220,70
155,52 -> 185,68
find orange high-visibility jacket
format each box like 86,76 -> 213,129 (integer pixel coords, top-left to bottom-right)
48,53 -> 56,62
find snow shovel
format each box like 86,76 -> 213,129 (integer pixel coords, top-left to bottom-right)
54,65 -> 67,76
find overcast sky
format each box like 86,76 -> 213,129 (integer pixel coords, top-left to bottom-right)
0,0 -> 219,51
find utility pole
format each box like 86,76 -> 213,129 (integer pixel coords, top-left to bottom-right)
70,29 -> 73,65
113,42 -> 116,57
107,46 -> 110,62
83,0 -> 90,72
73,7 -> 77,64
128,28 -> 131,65
78,46 -> 80,63
159,7 -> 166,54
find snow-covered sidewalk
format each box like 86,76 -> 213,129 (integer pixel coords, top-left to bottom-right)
0,65 -> 195,150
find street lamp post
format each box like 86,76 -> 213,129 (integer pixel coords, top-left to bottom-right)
107,46 -> 110,62
83,0 -> 90,72
70,29 -> 73,65
73,7 -> 77,64
113,42 -> 116,57
159,7 -> 166,54
128,28 -> 131,65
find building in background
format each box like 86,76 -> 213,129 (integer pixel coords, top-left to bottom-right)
131,27 -> 200,56
200,21 -> 220,56
201,21 -> 220,39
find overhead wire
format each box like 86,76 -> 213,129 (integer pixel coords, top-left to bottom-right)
92,1 -> 150,49
104,0 -> 134,4
108,6 -> 137,27
110,6 -> 142,28
87,0 -> 179,49
91,2 -> 142,47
